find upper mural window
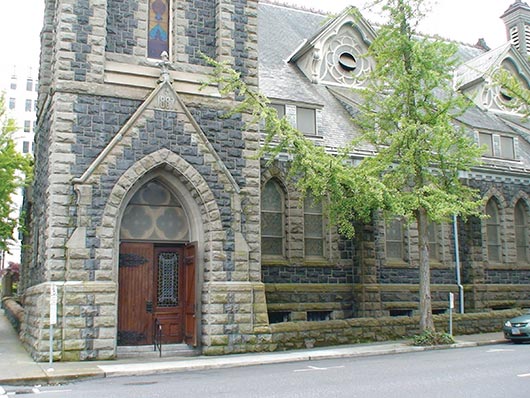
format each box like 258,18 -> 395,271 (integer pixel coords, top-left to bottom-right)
148,0 -> 170,59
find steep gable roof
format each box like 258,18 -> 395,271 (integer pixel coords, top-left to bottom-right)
455,42 -> 514,90
287,6 -> 376,87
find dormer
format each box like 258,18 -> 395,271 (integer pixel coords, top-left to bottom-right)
455,42 -> 530,114
288,7 -> 376,88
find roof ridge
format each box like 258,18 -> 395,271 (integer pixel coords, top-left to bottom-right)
259,0 -> 330,16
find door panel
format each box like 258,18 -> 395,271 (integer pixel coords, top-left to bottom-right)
154,246 -> 184,344
118,242 -> 196,346
118,242 -> 154,345
184,242 -> 197,346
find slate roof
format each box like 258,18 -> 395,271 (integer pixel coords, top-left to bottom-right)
257,1 -> 530,170
258,2 -> 368,150
455,42 -> 512,89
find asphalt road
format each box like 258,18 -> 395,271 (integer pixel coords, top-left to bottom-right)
5,343 -> 530,397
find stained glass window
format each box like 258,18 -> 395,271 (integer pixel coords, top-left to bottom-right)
148,0 -> 170,59
427,222 -> 439,261
386,219 -> 404,260
261,179 -> 284,256
120,180 -> 189,241
157,251 -> 179,307
515,201 -> 529,263
304,194 -> 324,257
486,199 -> 501,263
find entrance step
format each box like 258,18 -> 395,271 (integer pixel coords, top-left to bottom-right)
117,344 -> 199,359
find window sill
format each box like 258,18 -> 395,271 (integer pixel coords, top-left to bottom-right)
262,258 -> 335,267
302,258 -> 334,267
485,263 -> 530,271
385,260 -> 409,268
262,258 -> 290,266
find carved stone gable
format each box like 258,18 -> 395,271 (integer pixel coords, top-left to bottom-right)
289,7 -> 376,88
151,83 -> 179,112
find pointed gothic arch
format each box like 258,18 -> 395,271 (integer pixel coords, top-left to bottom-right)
99,149 -> 224,347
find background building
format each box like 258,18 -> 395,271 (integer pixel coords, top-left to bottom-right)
0,65 -> 38,268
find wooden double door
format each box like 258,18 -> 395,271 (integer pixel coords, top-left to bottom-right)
118,242 -> 197,346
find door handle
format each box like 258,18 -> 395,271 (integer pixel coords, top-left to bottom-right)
146,300 -> 153,313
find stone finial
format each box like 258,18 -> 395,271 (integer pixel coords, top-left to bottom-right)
475,38 -> 491,52
159,51 -> 172,83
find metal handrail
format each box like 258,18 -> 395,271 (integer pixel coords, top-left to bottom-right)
153,319 -> 162,357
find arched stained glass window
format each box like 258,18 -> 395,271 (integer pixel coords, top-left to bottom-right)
386,219 -> 404,261
486,199 -> 501,263
427,222 -> 440,261
148,0 -> 170,59
120,180 -> 189,241
304,194 -> 324,257
261,180 -> 284,256
515,200 -> 529,263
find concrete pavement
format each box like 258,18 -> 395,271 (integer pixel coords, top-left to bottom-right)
0,309 -> 509,387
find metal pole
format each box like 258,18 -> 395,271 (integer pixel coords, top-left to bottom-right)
49,324 -> 53,368
449,292 -> 454,336
453,215 -> 464,314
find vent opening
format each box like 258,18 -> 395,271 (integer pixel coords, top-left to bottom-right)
268,311 -> 291,324
338,52 -> 357,72
307,311 -> 332,322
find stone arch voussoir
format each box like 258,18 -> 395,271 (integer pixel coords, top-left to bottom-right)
102,148 -> 224,275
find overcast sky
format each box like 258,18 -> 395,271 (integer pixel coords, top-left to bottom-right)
0,0 -> 516,78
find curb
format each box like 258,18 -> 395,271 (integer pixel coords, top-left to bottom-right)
0,338 -> 508,386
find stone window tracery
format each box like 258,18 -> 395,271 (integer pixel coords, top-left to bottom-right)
120,180 -> 189,241
320,27 -> 371,87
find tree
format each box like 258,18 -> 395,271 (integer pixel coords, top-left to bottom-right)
0,94 -> 32,254
352,0 -> 484,331
206,0 -> 483,333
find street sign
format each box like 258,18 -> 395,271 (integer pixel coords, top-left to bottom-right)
50,284 -> 57,325
449,292 -> 454,310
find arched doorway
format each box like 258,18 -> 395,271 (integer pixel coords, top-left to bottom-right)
117,179 -> 196,346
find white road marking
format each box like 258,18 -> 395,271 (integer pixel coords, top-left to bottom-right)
294,365 -> 345,372
517,373 -> 530,378
486,349 -> 515,353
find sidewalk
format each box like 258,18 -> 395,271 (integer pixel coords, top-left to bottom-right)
0,310 -> 508,387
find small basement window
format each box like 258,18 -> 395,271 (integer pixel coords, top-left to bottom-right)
307,311 -> 332,322
389,309 -> 413,317
491,305 -> 511,311
268,311 -> 291,324
432,309 -> 446,315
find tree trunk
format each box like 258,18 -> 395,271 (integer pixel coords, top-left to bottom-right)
417,207 -> 435,332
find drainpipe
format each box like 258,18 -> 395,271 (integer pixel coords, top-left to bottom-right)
453,215 -> 464,314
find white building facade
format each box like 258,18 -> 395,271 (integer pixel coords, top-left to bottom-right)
0,66 -> 38,267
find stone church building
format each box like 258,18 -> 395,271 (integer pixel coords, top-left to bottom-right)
18,0 -> 530,360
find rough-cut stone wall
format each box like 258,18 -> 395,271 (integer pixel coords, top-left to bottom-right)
21,0 -> 264,361
106,0 -> 138,55
265,309 -> 522,351
184,0 -> 217,63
